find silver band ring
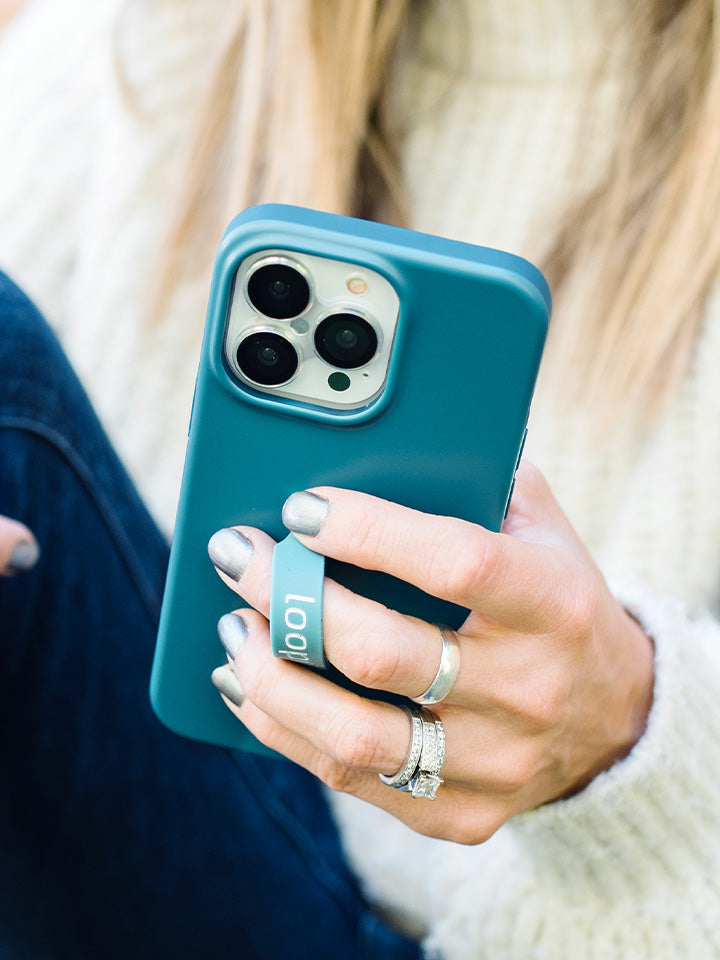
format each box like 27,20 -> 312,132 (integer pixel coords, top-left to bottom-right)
411,628 -> 461,705
378,705 -> 423,789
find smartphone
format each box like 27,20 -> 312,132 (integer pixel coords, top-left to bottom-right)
150,204 -> 550,752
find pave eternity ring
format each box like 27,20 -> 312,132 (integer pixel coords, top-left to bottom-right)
378,705 -> 424,789
379,705 -> 446,800
411,627 -> 461,705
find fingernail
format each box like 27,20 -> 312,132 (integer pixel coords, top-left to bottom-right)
282,491 -> 329,537
211,666 -> 245,707
208,528 -> 253,581
218,612 -> 247,661
8,538 -> 40,573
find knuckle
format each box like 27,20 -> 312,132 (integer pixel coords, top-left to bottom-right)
537,674 -> 573,726
330,712 -> 385,770
509,669 -> 573,732
525,694 -> 565,734
444,806 -> 508,846
344,505 -> 391,566
350,646 -> 402,690
450,823 -> 495,846
247,710 -> 281,749
492,743 -> 543,793
561,576 -> 602,638
318,757 -> 366,794
238,654 -> 276,707
339,622 -> 403,690
438,531 -> 500,601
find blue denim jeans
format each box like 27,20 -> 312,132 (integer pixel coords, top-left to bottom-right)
0,273 -> 421,960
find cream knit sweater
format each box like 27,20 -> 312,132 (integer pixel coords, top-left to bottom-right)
1,1 -> 719,958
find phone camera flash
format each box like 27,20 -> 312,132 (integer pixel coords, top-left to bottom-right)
346,275 -> 368,296
291,318 -> 310,334
328,372 -> 351,392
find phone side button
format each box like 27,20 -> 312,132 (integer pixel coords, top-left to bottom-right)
187,380 -> 198,436
504,478 -> 516,520
515,427 -> 528,472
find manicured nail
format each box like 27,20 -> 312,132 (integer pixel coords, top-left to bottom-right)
218,613 -> 247,661
282,491 -> 329,537
211,666 -> 245,708
8,538 -> 40,573
208,528 -> 253,581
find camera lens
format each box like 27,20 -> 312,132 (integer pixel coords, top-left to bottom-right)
247,263 -> 310,319
314,313 -> 378,369
236,331 -> 299,385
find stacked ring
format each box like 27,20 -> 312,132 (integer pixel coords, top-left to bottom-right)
379,705 -> 446,800
409,708 -> 446,799
378,705 -> 424,790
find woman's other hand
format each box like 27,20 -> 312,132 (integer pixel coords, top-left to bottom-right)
208,462 -> 654,844
0,514 -> 40,575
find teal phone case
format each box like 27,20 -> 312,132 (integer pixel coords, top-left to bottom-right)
150,204 -> 551,752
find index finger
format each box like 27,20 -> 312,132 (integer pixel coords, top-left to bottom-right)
282,488 -> 571,630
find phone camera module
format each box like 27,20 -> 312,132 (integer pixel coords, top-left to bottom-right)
314,313 -> 378,369
236,331 -> 299,386
247,263 -> 310,319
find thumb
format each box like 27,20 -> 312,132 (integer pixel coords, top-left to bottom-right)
0,515 -> 40,575
502,460 -> 593,563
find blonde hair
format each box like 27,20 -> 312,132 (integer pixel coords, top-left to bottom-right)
544,0 -> 720,418
153,0 -> 720,420
152,0 -> 411,318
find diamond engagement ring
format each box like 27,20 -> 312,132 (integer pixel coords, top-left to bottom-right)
411,627 -> 461,705
379,705 -> 446,800
408,708 -> 446,799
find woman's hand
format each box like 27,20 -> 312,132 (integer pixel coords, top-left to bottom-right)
208,462 -> 654,844
0,514 -> 39,575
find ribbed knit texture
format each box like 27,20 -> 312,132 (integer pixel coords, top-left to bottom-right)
1,1 -> 719,957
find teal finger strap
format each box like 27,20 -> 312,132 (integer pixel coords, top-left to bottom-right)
270,534 -> 326,668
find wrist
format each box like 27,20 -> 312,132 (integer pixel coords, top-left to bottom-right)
625,607 -> 655,727
568,602 -> 655,796
594,603 -> 655,780
513,579 -> 720,885
613,608 -> 655,755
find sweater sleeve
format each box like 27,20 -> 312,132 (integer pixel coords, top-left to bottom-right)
477,576 -> 720,958
0,0 -> 115,333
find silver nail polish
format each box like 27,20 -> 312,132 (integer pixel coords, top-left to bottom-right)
8,539 -> 40,573
208,528 -> 253,581
218,613 -> 247,661
211,666 -> 245,708
282,491 -> 329,537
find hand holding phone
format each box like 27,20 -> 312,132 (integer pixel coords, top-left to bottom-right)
151,204 -> 551,752
210,462 -> 654,840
